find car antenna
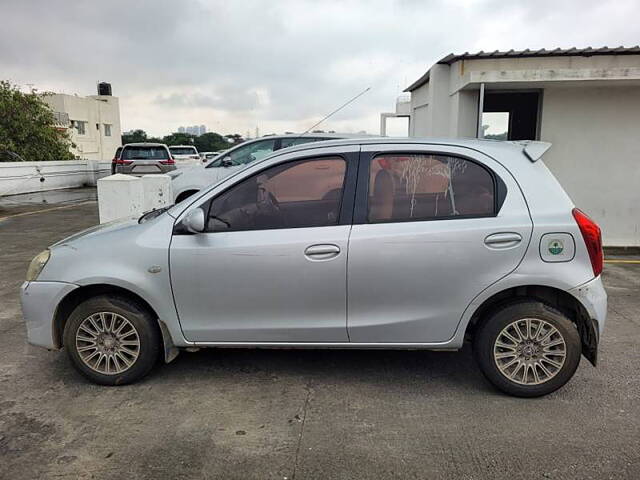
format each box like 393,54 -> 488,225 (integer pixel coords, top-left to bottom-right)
299,87 -> 371,136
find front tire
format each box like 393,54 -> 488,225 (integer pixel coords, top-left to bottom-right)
474,300 -> 581,397
63,295 -> 161,385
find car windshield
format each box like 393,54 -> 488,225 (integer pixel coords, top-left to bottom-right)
207,140 -> 276,168
170,147 -> 197,155
122,146 -> 169,160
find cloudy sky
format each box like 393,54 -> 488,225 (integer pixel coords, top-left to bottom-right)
1,0 -> 639,137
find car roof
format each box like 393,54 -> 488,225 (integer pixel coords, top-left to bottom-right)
123,142 -> 168,148
169,145 -> 198,148
277,136 -> 538,158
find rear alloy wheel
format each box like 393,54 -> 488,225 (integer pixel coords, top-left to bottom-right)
493,318 -> 566,385
474,301 -> 581,397
64,295 -> 161,385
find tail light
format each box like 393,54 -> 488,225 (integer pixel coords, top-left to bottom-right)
115,159 -> 133,165
160,157 -> 175,165
572,208 -> 603,277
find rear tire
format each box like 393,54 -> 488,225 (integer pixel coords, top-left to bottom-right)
63,295 -> 161,386
473,300 -> 581,397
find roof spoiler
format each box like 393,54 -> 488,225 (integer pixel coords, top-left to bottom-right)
517,141 -> 552,162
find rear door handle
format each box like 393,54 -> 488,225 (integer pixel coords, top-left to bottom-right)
304,244 -> 341,260
484,232 -> 522,249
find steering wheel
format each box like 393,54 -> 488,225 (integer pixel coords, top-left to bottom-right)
255,186 -> 285,227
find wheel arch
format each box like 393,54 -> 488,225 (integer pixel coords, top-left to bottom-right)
464,284 -> 598,366
52,284 -> 178,363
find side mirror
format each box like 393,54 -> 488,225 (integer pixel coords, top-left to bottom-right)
221,156 -> 233,167
183,207 -> 206,233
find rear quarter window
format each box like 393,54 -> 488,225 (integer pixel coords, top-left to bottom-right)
368,154 -> 497,223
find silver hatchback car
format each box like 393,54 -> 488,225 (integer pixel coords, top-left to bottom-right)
21,138 -> 606,397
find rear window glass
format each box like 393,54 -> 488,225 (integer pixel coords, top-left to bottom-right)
122,147 -> 169,160
368,154 -> 495,223
170,147 -> 198,155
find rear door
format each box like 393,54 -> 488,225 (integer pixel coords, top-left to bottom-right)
347,144 -> 533,343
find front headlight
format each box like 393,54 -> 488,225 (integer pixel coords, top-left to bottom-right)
26,249 -> 50,281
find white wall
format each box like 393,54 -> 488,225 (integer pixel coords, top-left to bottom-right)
540,86 -> 640,246
0,160 -> 111,197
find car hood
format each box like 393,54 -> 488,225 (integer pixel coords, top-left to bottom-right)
51,216 -> 139,247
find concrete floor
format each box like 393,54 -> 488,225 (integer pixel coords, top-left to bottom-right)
0,197 -> 639,479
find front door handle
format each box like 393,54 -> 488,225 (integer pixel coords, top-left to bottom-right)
304,244 -> 341,260
484,232 -> 522,249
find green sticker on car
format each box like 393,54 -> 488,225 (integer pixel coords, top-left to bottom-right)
548,239 -> 564,255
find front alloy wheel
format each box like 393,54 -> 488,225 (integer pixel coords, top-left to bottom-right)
64,295 -> 161,385
76,312 -> 141,375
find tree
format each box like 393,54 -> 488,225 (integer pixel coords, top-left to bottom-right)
224,134 -> 244,146
194,132 -> 229,152
121,129 -> 148,144
0,80 -> 75,161
121,129 -> 163,144
162,132 -> 196,146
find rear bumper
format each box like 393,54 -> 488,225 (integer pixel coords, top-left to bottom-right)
115,164 -> 177,175
569,275 -> 607,337
20,281 -> 79,349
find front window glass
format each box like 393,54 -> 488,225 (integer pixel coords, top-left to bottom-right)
122,146 -> 169,160
368,154 -> 494,223
226,139 -> 276,166
207,157 -> 346,232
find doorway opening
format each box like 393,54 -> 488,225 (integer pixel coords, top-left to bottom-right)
481,91 -> 541,141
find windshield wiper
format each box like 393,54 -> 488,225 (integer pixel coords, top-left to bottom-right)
139,206 -> 171,223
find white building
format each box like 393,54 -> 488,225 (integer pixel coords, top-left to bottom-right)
44,87 -> 122,161
381,46 -> 640,246
178,125 -> 207,136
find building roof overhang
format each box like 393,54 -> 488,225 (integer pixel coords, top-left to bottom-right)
405,46 -> 640,92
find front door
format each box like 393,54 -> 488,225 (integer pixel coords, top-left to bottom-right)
170,151 -> 357,342
347,145 -> 533,343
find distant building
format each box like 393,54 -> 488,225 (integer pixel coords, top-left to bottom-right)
43,83 -> 121,161
381,46 -> 640,246
178,125 -> 207,136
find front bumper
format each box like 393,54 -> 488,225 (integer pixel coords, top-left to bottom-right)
20,281 -> 79,349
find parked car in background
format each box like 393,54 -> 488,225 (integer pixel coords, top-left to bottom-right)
171,133 -> 355,203
113,143 -> 176,175
169,145 -> 200,164
199,151 -> 224,163
110,146 -> 123,175
21,138 -> 606,396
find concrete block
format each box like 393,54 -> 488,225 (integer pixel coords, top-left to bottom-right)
141,175 -> 173,213
97,174 -> 144,223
